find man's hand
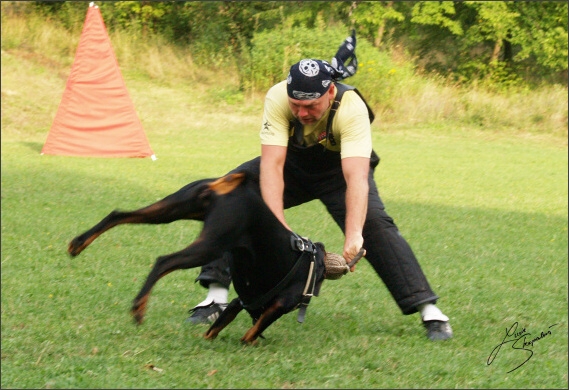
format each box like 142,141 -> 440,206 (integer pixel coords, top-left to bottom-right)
343,235 -> 365,272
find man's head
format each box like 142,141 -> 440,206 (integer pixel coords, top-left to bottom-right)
287,59 -> 335,125
287,59 -> 334,100
284,31 -> 358,125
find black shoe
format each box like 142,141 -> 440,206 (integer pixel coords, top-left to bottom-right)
423,320 -> 453,341
185,302 -> 226,324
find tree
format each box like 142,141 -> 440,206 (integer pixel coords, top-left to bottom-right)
27,1 -> 568,86
509,1 -> 568,72
456,1 -> 567,84
411,1 -> 463,36
351,1 -> 405,47
462,1 -> 519,63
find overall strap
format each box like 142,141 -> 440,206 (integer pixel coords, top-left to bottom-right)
324,83 -> 350,147
325,83 -> 375,147
332,83 -> 375,123
291,118 -> 305,146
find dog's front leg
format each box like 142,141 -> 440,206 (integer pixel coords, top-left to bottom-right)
204,298 -> 243,340
241,300 -> 287,344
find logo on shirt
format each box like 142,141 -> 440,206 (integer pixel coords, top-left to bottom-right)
317,130 -> 337,146
261,120 -> 274,136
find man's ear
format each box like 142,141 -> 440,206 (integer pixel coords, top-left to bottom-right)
326,83 -> 336,104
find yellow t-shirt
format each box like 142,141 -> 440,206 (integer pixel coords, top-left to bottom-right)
260,80 -> 373,159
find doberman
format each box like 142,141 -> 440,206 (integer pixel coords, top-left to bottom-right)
68,171 -> 362,344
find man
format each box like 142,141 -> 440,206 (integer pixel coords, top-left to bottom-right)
187,32 -> 452,341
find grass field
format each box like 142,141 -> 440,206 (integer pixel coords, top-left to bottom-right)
1,46 -> 568,388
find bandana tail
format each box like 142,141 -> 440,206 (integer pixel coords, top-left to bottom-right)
331,29 -> 358,81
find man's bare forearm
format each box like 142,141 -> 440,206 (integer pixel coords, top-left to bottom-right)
342,157 -> 370,263
260,145 -> 291,230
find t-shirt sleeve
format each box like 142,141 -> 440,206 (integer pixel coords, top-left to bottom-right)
336,91 -> 373,159
260,81 -> 291,147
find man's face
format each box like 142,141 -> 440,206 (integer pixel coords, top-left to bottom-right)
288,85 -> 335,125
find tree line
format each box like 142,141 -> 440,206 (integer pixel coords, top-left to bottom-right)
23,1 -> 569,87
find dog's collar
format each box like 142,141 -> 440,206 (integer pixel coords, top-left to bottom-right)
290,232 -> 319,323
296,252 -> 317,323
290,232 -> 316,253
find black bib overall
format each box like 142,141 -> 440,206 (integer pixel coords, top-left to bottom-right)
196,84 -> 438,315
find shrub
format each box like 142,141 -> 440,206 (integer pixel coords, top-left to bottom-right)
238,24 -> 411,105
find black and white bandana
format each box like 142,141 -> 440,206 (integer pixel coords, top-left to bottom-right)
287,30 -> 358,100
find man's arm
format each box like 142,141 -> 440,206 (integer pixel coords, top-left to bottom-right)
260,144 -> 292,231
341,156 -> 370,269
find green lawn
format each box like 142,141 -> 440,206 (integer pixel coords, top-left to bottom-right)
1,50 -> 567,388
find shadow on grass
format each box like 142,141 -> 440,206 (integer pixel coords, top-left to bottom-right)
21,141 -> 45,153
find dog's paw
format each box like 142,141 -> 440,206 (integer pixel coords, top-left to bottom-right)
68,235 -> 93,257
240,337 -> 259,346
67,238 -> 84,257
131,298 -> 148,325
203,330 -> 218,340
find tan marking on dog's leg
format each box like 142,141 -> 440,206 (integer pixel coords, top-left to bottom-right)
204,328 -> 220,340
241,302 -> 282,344
131,295 -> 149,324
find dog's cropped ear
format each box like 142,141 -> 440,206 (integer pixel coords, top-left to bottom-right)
208,173 -> 246,195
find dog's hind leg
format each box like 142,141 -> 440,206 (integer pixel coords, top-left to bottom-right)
204,298 -> 243,340
68,179 -> 213,257
69,173 -> 247,257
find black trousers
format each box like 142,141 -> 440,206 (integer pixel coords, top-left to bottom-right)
196,142 -> 438,315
